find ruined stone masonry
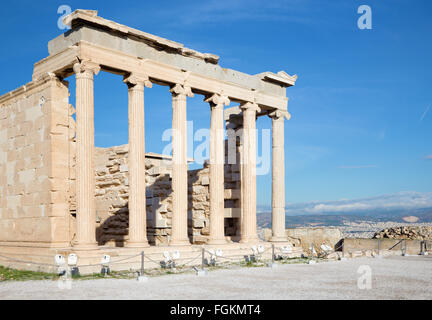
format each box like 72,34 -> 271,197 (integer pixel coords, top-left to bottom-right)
89,142 -> 242,247
373,226 -> 432,240
0,9 -> 298,271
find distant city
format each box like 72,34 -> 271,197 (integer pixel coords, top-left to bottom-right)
257,201 -> 432,238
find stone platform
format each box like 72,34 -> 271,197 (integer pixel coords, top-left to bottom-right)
0,241 -> 303,274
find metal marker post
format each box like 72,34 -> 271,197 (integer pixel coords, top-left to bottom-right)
311,242 -> 314,261
197,248 -> 207,276
137,251 -> 148,282
308,242 -> 316,264
377,238 -> 381,255
141,251 -> 145,276
269,244 -> 277,268
272,244 -> 275,264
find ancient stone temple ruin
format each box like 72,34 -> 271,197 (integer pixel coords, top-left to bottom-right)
0,10 -> 298,271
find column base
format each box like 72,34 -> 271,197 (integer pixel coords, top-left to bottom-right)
207,238 -> 227,245
126,241 -> 150,248
48,242 -> 74,249
169,239 -> 191,246
72,242 -> 99,251
270,236 -> 287,242
239,236 -> 259,244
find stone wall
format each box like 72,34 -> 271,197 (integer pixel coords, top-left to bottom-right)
87,142 -> 242,247
263,227 -> 343,252
188,155 -> 242,244
285,227 -> 343,252
0,75 -> 71,246
188,166 -> 210,244
89,145 -> 174,246
342,238 -> 424,256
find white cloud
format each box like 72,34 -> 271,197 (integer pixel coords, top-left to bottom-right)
425,155 -> 432,160
310,202 -> 370,212
339,165 -> 377,169
121,0 -> 319,29
420,105 -> 430,121
284,191 -> 432,215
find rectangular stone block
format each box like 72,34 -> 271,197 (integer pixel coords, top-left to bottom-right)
48,203 -> 69,217
201,176 -> 209,185
25,105 -> 44,122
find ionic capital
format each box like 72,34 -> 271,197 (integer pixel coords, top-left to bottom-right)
268,109 -> 291,121
170,84 -> 194,98
124,73 -> 152,89
240,102 -> 261,114
204,93 -> 230,108
73,60 -> 100,77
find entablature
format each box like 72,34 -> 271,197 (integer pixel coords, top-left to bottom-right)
32,10 -> 297,111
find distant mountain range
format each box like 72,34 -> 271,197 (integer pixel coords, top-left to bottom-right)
257,191 -> 432,228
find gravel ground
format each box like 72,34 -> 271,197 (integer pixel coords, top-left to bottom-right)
1,255 -> 431,300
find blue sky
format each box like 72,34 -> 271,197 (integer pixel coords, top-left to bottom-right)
0,0 -> 431,212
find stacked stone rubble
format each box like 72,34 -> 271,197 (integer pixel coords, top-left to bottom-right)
66,97 -> 244,247
89,145 -> 174,246
187,152 -> 242,244
68,140 -> 243,247
373,226 -> 432,240
188,165 -> 210,244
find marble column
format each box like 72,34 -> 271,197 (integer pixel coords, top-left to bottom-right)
124,74 -> 152,247
73,61 -> 100,250
269,110 -> 290,242
205,94 -> 230,244
239,102 -> 261,243
169,84 -> 193,246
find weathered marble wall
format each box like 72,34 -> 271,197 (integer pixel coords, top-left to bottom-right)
0,76 -> 71,246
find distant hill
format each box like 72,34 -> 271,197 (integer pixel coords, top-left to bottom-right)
257,192 -> 432,228
257,208 -> 432,228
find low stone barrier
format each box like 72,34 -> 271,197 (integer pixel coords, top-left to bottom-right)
0,241 -> 303,275
263,227 -> 343,254
342,238 -> 424,255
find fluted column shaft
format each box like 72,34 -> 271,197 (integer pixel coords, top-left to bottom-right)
270,110 -> 289,242
206,94 -> 230,244
169,84 -> 193,246
240,102 -> 260,243
73,61 -> 100,249
125,75 -> 151,247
